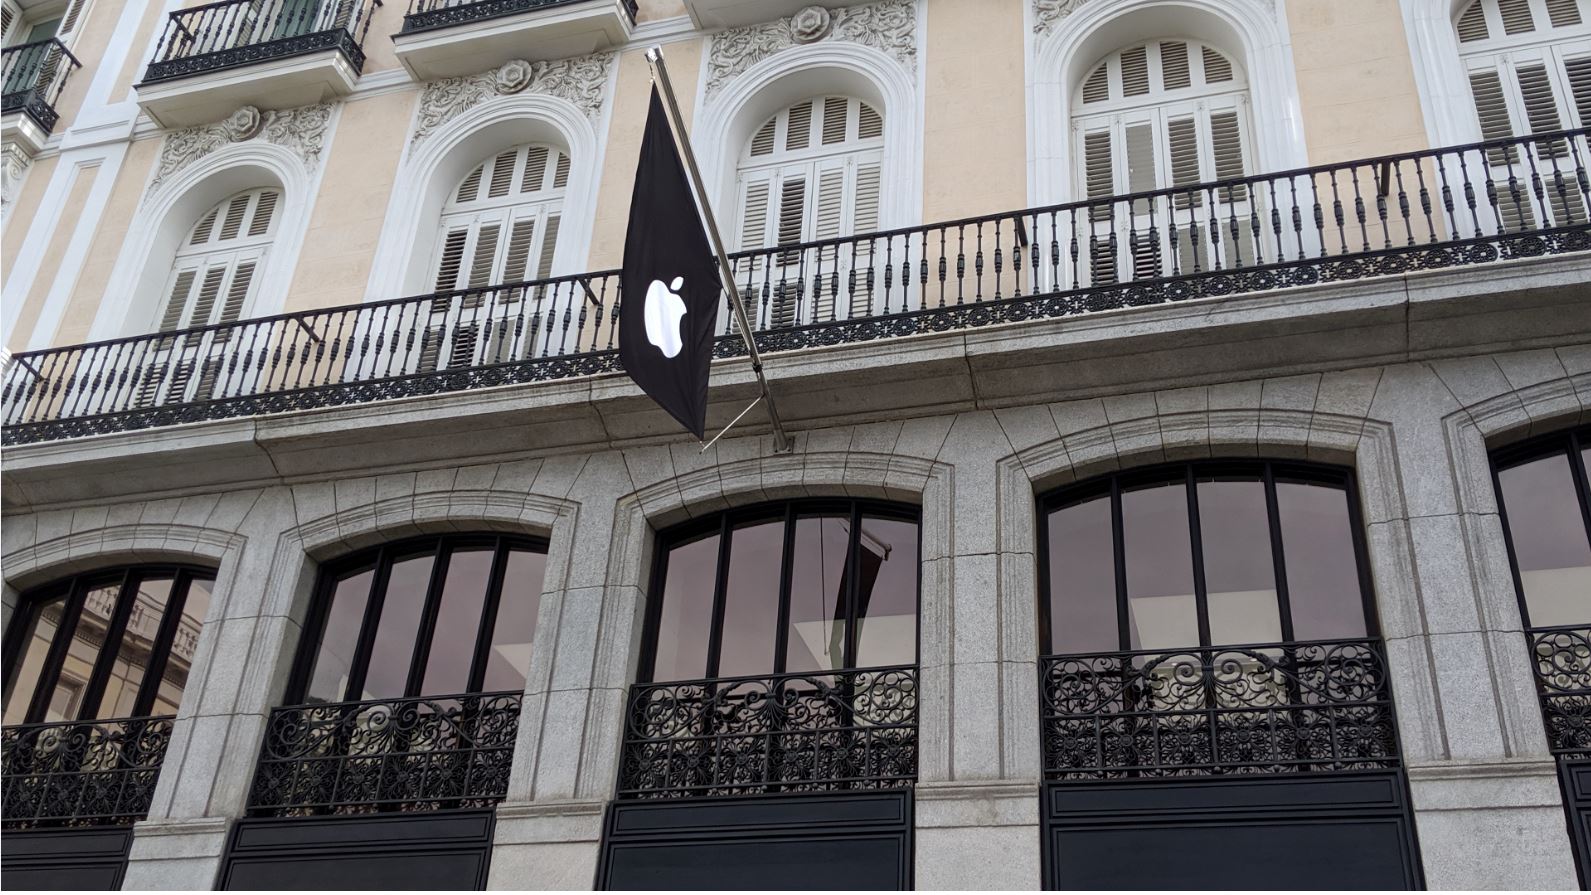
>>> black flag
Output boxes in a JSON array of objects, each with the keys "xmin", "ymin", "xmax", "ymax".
[{"xmin": 619, "ymin": 87, "xmax": 721, "ymax": 440}]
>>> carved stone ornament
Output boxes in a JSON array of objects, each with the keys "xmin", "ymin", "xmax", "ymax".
[
  {"xmin": 0, "ymin": 143, "xmax": 29, "ymax": 214},
  {"xmin": 707, "ymin": 0, "xmax": 917, "ymax": 97},
  {"xmin": 1033, "ymin": 0, "xmax": 1274, "ymax": 36},
  {"xmin": 411, "ymin": 53, "xmax": 613, "ymax": 145},
  {"xmin": 150, "ymin": 103, "xmax": 333, "ymax": 191}
]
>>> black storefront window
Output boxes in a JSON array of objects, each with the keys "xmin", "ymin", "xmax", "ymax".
[
  {"xmin": 3, "ymin": 566, "xmax": 214, "ymax": 726},
  {"xmin": 641, "ymin": 500, "xmax": 920, "ymax": 684},
  {"xmin": 1040, "ymin": 461, "xmax": 1377, "ymax": 656},
  {"xmin": 1492, "ymin": 426, "xmax": 1591, "ymax": 886},
  {"xmin": 286, "ymin": 533, "xmax": 548, "ymax": 704}
]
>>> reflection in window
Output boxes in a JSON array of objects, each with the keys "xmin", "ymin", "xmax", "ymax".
[
  {"xmin": 293, "ymin": 534, "xmax": 549, "ymax": 704},
  {"xmin": 1041, "ymin": 462, "xmax": 1375, "ymax": 655},
  {"xmin": 1495, "ymin": 427, "xmax": 1591, "ymax": 628},
  {"xmin": 644, "ymin": 501, "xmax": 920, "ymax": 683},
  {"xmin": 2, "ymin": 567, "xmax": 216, "ymax": 725}
]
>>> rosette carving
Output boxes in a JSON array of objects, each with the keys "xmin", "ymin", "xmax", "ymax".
[
  {"xmin": 411, "ymin": 52, "xmax": 613, "ymax": 145},
  {"xmin": 706, "ymin": 0, "xmax": 917, "ymax": 97}
]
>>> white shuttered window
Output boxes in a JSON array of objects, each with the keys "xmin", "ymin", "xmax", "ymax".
[
  {"xmin": 1456, "ymin": 0, "xmax": 1591, "ymax": 228},
  {"xmin": 420, "ymin": 143, "xmax": 569, "ymax": 370},
  {"xmin": 735, "ymin": 96, "xmax": 885, "ymax": 326},
  {"xmin": 1071, "ymin": 39, "xmax": 1256, "ymax": 284}
]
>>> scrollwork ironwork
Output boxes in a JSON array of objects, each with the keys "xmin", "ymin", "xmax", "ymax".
[
  {"xmin": 618, "ymin": 665, "xmax": 918, "ymax": 798},
  {"xmin": 245, "ymin": 692, "xmax": 522, "ymax": 816},
  {"xmin": 401, "ymin": 0, "xmax": 638, "ymax": 34},
  {"xmin": 1041, "ymin": 639, "xmax": 1399, "ymax": 779},
  {"xmin": 1, "ymin": 716, "xmax": 175, "ymax": 829},
  {"xmin": 1528, "ymin": 626, "xmax": 1591, "ymax": 760}
]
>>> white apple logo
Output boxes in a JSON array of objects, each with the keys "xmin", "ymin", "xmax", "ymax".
[{"xmin": 643, "ymin": 276, "xmax": 688, "ymax": 358}]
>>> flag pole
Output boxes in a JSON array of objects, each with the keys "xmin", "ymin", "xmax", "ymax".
[{"xmin": 643, "ymin": 46, "xmax": 792, "ymax": 454}]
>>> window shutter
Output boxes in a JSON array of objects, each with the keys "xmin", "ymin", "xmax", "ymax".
[
  {"xmin": 1517, "ymin": 63, "xmax": 1567, "ymax": 134},
  {"xmin": 456, "ymin": 164, "xmax": 484, "ymax": 203},
  {"xmin": 786, "ymin": 100, "xmax": 813, "ymax": 151},
  {"xmin": 738, "ymin": 179, "xmax": 771, "ymax": 251},
  {"xmin": 1167, "ymin": 116, "xmax": 1203, "ymax": 209},
  {"xmin": 158, "ymin": 270, "xmax": 198, "ymax": 332},
  {"xmin": 521, "ymin": 146, "xmax": 550, "ymax": 194},
  {"xmin": 486, "ymin": 150, "xmax": 516, "ymax": 199},
  {"xmin": 1201, "ymin": 46, "xmax": 1234, "ymax": 83},
  {"xmin": 1457, "ymin": 1, "xmax": 1491, "ymax": 41},
  {"xmin": 501, "ymin": 218, "xmax": 537, "ymax": 286},
  {"xmin": 1210, "ymin": 110, "xmax": 1249, "ymax": 202},
  {"xmin": 552, "ymin": 153, "xmax": 570, "ymax": 189},
  {"xmin": 433, "ymin": 227, "xmax": 469, "ymax": 291},
  {"xmin": 58, "ymin": 0, "xmax": 85, "ymax": 36},
  {"xmin": 749, "ymin": 118, "xmax": 776, "ymax": 157},
  {"xmin": 465, "ymin": 221, "xmax": 502, "ymax": 308},
  {"xmin": 218, "ymin": 261, "xmax": 255, "ymax": 327},
  {"xmin": 858, "ymin": 103, "xmax": 883, "ymax": 140},
  {"xmin": 2, "ymin": 3, "xmax": 16, "ymax": 40},
  {"xmin": 1470, "ymin": 69, "xmax": 1521, "ymax": 166},
  {"xmin": 164, "ymin": 361, "xmax": 195, "ymax": 406},
  {"xmin": 190, "ymin": 207, "xmax": 219, "ymax": 245},
  {"xmin": 812, "ymin": 167, "xmax": 846, "ymax": 320},
  {"xmin": 1082, "ymin": 130, "xmax": 1118, "ymax": 284},
  {"xmin": 1081, "ymin": 65, "xmax": 1110, "ymax": 104},
  {"xmin": 776, "ymin": 175, "xmax": 806, "ymax": 258},
  {"xmin": 534, "ymin": 214, "xmax": 559, "ymax": 280},
  {"xmin": 188, "ymin": 266, "xmax": 227, "ymax": 327},
  {"xmin": 1565, "ymin": 56, "xmax": 1591, "ymax": 124},
  {"xmin": 1546, "ymin": 0, "xmax": 1583, "ymax": 27},
  {"xmin": 247, "ymin": 190, "xmax": 278, "ymax": 237},
  {"xmin": 1498, "ymin": 0, "xmax": 1536, "ymax": 33},
  {"xmin": 1124, "ymin": 124, "xmax": 1161, "ymax": 280},
  {"xmin": 1160, "ymin": 41, "xmax": 1192, "ymax": 90},
  {"xmin": 1121, "ymin": 45, "xmax": 1151, "ymax": 97},
  {"xmin": 821, "ymin": 97, "xmax": 849, "ymax": 145},
  {"xmin": 853, "ymin": 163, "xmax": 882, "ymax": 237}
]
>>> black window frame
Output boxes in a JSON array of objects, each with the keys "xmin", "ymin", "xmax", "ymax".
[
  {"xmin": 1492, "ymin": 424, "xmax": 1591, "ymax": 631},
  {"xmin": 1036, "ymin": 458, "xmax": 1382, "ymax": 655},
  {"xmin": 2, "ymin": 563, "xmax": 216, "ymax": 724},
  {"xmin": 283, "ymin": 532, "xmax": 550, "ymax": 704},
  {"xmin": 638, "ymin": 498, "xmax": 923, "ymax": 684}
]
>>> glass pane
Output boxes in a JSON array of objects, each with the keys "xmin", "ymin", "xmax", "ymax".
[
  {"xmin": 786, "ymin": 516, "xmax": 850, "ymax": 672},
  {"xmin": 482, "ymin": 549, "xmax": 546, "ymax": 692},
  {"xmin": 1046, "ymin": 495, "xmax": 1118, "ymax": 654},
  {"xmin": 1499, "ymin": 452, "xmax": 1591, "ymax": 627},
  {"xmin": 1582, "ymin": 447, "xmax": 1590, "ymax": 495},
  {"xmin": 90, "ymin": 576, "xmax": 175, "ymax": 719},
  {"xmin": 360, "ymin": 552, "xmax": 436, "ymax": 699},
  {"xmin": 854, "ymin": 516, "xmax": 919, "ymax": 668},
  {"xmin": 3, "ymin": 591, "xmax": 67, "ymax": 724},
  {"xmin": 48, "ymin": 581, "xmax": 122, "ymax": 721},
  {"xmin": 419, "ymin": 547, "xmax": 495, "ymax": 696},
  {"xmin": 305, "ymin": 567, "xmax": 374, "ymax": 703},
  {"xmin": 651, "ymin": 533, "xmax": 720, "ymax": 682},
  {"xmin": 1121, "ymin": 481, "xmax": 1199, "ymax": 650},
  {"xmin": 1198, "ymin": 477, "xmax": 1281, "ymax": 646},
  {"xmin": 717, "ymin": 520, "xmax": 784, "ymax": 678},
  {"xmin": 1277, "ymin": 481, "xmax": 1370, "ymax": 640},
  {"xmin": 148, "ymin": 578, "xmax": 212, "ymax": 716}
]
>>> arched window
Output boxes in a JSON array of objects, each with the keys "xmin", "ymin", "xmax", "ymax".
[
  {"xmin": 154, "ymin": 187, "xmax": 279, "ymax": 335},
  {"xmin": 1071, "ymin": 39, "xmax": 1255, "ymax": 283},
  {"xmin": 3, "ymin": 565, "xmax": 215, "ymax": 725},
  {"xmin": 286, "ymin": 534, "xmax": 549, "ymax": 704},
  {"xmin": 1494, "ymin": 425, "xmax": 1591, "ymax": 632},
  {"xmin": 412, "ymin": 144, "xmax": 569, "ymax": 371},
  {"xmin": 733, "ymin": 97, "xmax": 884, "ymax": 326},
  {"xmin": 1456, "ymin": 0, "xmax": 1591, "ymax": 225},
  {"xmin": 1037, "ymin": 461, "xmax": 1398, "ymax": 780}
]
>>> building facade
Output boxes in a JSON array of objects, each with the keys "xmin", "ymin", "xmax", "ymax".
[{"xmin": 1, "ymin": 0, "xmax": 1589, "ymax": 889}]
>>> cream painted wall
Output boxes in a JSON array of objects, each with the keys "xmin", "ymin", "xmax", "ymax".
[
  {"xmin": 51, "ymin": 0, "xmax": 127, "ymax": 128},
  {"xmin": 50, "ymin": 138, "xmax": 159, "ymax": 345},
  {"xmin": 586, "ymin": 40, "xmax": 703, "ymax": 270},
  {"xmin": 1287, "ymin": 0, "xmax": 1430, "ymax": 163},
  {"xmin": 922, "ymin": 0, "xmax": 1027, "ymax": 222},
  {"xmin": 2, "ymin": 156, "xmax": 57, "ymax": 285},
  {"xmin": 635, "ymin": 0, "xmax": 687, "ymax": 22},
  {"xmin": 108, "ymin": 0, "xmax": 164, "ymax": 102},
  {"xmin": 9, "ymin": 163, "xmax": 98, "ymax": 351},
  {"xmin": 359, "ymin": 0, "xmax": 408, "ymax": 74},
  {"xmin": 283, "ymin": 89, "xmax": 417, "ymax": 312}
]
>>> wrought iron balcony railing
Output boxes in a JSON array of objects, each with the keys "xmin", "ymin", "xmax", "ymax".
[
  {"xmin": 142, "ymin": 0, "xmax": 382, "ymax": 85},
  {"xmin": 245, "ymin": 692, "xmax": 521, "ymax": 816},
  {"xmin": 400, "ymin": 0, "xmax": 637, "ymax": 34},
  {"xmin": 617, "ymin": 665, "xmax": 918, "ymax": 799},
  {"xmin": 4, "ymin": 130, "xmax": 1590, "ymax": 447},
  {"xmin": 1527, "ymin": 625, "xmax": 1591, "ymax": 761},
  {"xmin": 1, "ymin": 716, "xmax": 175, "ymax": 829},
  {"xmin": 1, "ymin": 38, "xmax": 81, "ymax": 135},
  {"xmin": 1040, "ymin": 638, "xmax": 1400, "ymax": 779}
]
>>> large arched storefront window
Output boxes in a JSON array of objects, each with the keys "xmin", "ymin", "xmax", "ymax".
[
  {"xmin": 1071, "ymin": 39, "xmax": 1255, "ymax": 284},
  {"xmin": 2, "ymin": 565, "xmax": 215, "ymax": 828},
  {"xmin": 246, "ymin": 533, "xmax": 548, "ymax": 818},
  {"xmin": 1492, "ymin": 425, "xmax": 1591, "ymax": 883},
  {"xmin": 1035, "ymin": 461, "xmax": 1420, "ymax": 889}
]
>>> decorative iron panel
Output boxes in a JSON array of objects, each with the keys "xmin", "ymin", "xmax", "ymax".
[
  {"xmin": 1040, "ymin": 638, "xmax": 1400, "ymax": 779},
  {"xmin": 6, "ymin": 130, "xmax": 1591, "ymax": 446},
  {"xmin": 401, "ymin": 0, "xmax": 638, "ymax": 34},
  {"xmin": 1, "ymin": 716, "xmax": 175, "ymax": 829},
  {"xmin": 245, "ymin": 692, "xmax": 521, "ymax": 817},
  {"xmin": 141, "ymin": 0, "xmax": 380, "ymax": 85},
  {"xmin": 1529, "ymin": 625, "xmax": 1591, "ymax": 760},
  {"xmin": 617, "ymin": 665, "xmax": 918, "ymax": 799}
]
